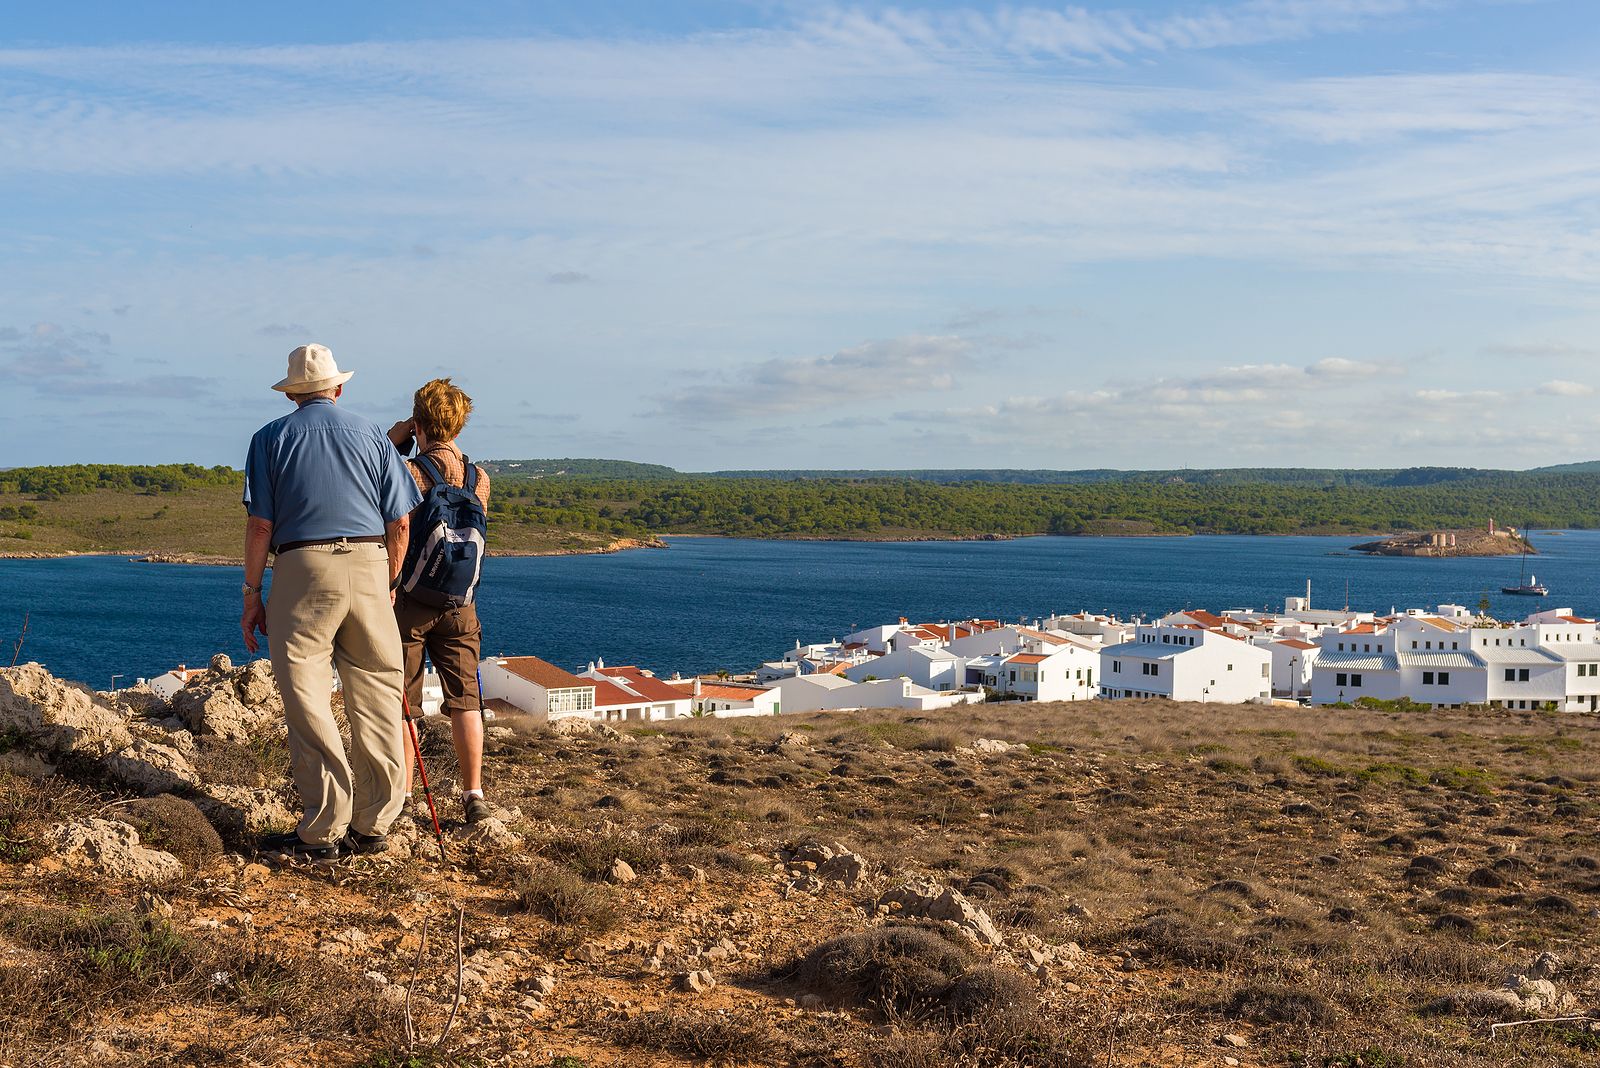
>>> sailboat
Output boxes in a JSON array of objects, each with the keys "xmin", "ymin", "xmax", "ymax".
[{"xmin": 1502, "ymin": 527, "xmax": 1549, "ymax": 596}]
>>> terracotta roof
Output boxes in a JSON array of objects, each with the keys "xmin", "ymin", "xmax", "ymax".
[
  {"xmin": 690, "ymin": 683, "xmax": 771, "ymax": 702},
  {"xmin": 1559, "ymin": 615, "xmax": 1594, "ymax": 624},
  {"xmin": 815, "ymin": 662, "xmax": 852, "ymax": 676},
  {"xmin": 494, "ymin": 656, "xmax": 592, "ymax": 691},
  {"xmin": 595, "ymin": 666, "xmax": 689, "ymax": 704},
  {"xmin": 591, "ymin": 678, "xmax": 645, "ymax": 708},
  {"xmin": 1179, "ymin": 610, "xmax": 1230, "ymax": 628},
  {"xmin": 1344, "ymin": 623, "xmax": 1380, "ymax": 635},
  {"xmin": 1274, "ymin": 639, "xmax": 1318, "ymax": 650},
  {"xmin": 1007, "ymin": 653, "xmax": 1050, "ymax": 665},
  {"xmin": 1015, "ymin": 627, "xmax": 1068, "ymax": 645}
]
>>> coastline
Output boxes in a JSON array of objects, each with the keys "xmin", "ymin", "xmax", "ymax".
[
  {"xmin": 1, "ymin": 528, "xmax": 1558, "ymax": 564},
  {"xmin": 0, "ymin": 534, "xmax": 670, "ymax": 567}
]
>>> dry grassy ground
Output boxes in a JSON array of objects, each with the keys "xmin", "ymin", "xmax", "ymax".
[
  {"xmin": 0, "ymin": 485, "xmax": 648, "ymax": 560},
  {"xmin": 3, "ymin": 697, "xmax": 1598, "ymax": 1067}
]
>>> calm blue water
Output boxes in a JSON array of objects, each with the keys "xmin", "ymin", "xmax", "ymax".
[{"xmin": 1, "ymin": 533, "xmax": 1595, "ymax": 688}]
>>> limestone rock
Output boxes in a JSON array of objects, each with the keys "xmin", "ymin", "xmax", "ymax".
[
  {"xmin": 610, "ymin": 858, "xmax": 637, "ymax": 883},
  {"xmin": 99, "ymin": 683, "xmax": 167, "ymax": 719},
  {"xmin": 197, "ymin": 784, "xmax": 298, "ymax": 837},
  {"xmin": 104, "ymin": 737, "xmax": 201, "ymax": 795},
  {"xmin": 680, "ymin": 969, "xmax": 716, "ymax": 994},
  {"xmin": 878, "ymin": 878, "xmax": 1004, "ymax": 947},
  {"xmin": 453, "ymin": 815, "xmax": 523, "ymax": 853},
  {"xmin": 0, "ymin": 749, "xmax": 55, "ymax": 779},
  {"xmin": 172, "ymin": 685, "xmax": 265, "ymax": 743},
  {"xmin": 170, "ymin": 659, "xmax": 281, "ymax": 742},
  {"xmin": 47, "ymin": 817, "xmax": 183, "ymax": 882},
  {"xmin": 0, "ymin": 662, "xmax": 134, "ymax": 757},
  {"xmin": 819, "ymin": 850, "xmax": 869, "ymax": 888},
  {"xmin": 960, "ymin": 737, "xmax": 1026, "ymax": 757}
]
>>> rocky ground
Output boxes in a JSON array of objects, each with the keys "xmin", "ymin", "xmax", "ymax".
[{"xmin": 1, "ymin": 660, "xmax": 1599, "ymax": 1067}]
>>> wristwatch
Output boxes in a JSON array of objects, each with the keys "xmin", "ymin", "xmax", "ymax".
[{"xmin": 242, "ymin": 583, "xmax": 262, "ymax": 596}]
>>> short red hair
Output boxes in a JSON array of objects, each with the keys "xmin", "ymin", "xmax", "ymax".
[{"xmin": 412, "ymin": 378, "xmax": 472, "ymax": 443}]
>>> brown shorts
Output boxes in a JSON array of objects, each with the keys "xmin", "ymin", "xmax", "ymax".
[{"xmin": 394, "ymin": 592, "xmax": 483, "ymax": 717}]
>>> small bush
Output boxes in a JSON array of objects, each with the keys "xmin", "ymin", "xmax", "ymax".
[
  {"xmin": 791, "ymin": 923, "xmax": 976, "ymax": 1017},
  {"xmin": 541, "ymin": 829, "xmax": 662, "ymax": 880},
  {"xmin": 112, "ymin": 794, "xmax": 223, "ymax": 868},
  {"xmin": 1226, "ymin": 983, "xmax": 1336, "ymax": 1025},
  {"xmin": 607, "ymin": 1009, "xmax": 784, "ymax": 1065},
  {"xmin": 512, "ymin": 866, "xmax": 618, "ymax": 932}
]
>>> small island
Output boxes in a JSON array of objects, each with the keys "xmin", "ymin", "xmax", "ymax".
[{"xmin": 1352, "ymin": 528, "xmax": 1533, "ymax": 558}]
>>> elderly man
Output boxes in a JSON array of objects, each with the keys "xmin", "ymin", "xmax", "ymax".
[{"xmin": 241, "ymin": 344, "xmax": 422, "ymax": 862}]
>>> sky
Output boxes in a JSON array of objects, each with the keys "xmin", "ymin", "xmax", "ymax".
[{"xmin": 2, "ymin": 0, "xmax": 1598, "ymax": 471}]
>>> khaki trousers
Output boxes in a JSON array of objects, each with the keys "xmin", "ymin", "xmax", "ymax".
[{"xmin": 267, "ymin": 541, "xmax": 406, "ymax": 845}]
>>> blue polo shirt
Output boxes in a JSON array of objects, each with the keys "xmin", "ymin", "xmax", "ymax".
[{"xmin": 243, "ymin": 398, "xmax": 421, "ymax": 547}]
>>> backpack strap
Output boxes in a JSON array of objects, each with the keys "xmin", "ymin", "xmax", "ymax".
[
  {"xmin": 461, "ymin": 454, "xmax": 478, "ymax": 494},
  {"xmin": 412, "ymin": 453, "xmax": 447, "ymax": 489}
]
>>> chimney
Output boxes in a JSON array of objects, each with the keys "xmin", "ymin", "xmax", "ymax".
[
  {"xmin": 596, "ymin": 657, "xmax": 605, "ymax": 669},
  {"xmin": 587, "ymin": 661, "xmax": 596, "ymax": 673},
  {"xmin": 693, "ymin": 678, "xmax": 703, "ymax": 696}
]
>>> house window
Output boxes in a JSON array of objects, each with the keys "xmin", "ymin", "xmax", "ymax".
[
  {"xmin": 1336, "ymin": 673, "xmax": 1348, "ymax": 687},
  {"xmin": 1423, "ymin": 671, "xmax": 1434, "ymax": 685},
  {"xmin": 1151, "ymin": 664, "xmax": 1160, "ymax": 677},
  {"xmin": 1351, "ymin": 674, "xmax": 1363, "ymax": 686},
  {"xmin": 1519, "ymin": 669, "xmax": 1530, "ymax": 682},
  {"xmin": 1113, "ymin": 660, "xmax": 1121, "ymax": 673},
  {"xmin": 1504, "ymin": 668, "xmax": 1516, "ymax": 682},
  {"xmin": 1439, "ymin": 672, "xmax": 1450, "ymax": 685}
]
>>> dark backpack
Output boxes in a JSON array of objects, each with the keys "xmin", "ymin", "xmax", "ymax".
[{"xmin": 398, "ymin": 453, "xmax": 487, "ymax": 608}]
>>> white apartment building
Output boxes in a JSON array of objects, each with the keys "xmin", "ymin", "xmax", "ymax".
[
  {"xmin": 842, "ymin": 645, "xmax": 963, "ymax": 691},
  {"xmin": 1099, "ymin": 624, "xmax": 1272, "ymax": 703},
  {"xmin": 979, "ymin": 641, "xmax": 1100, "ymax": 702},
  {"xmin": 1310, "ymin": 608, "xmax": 1600, "ymax": 711}
]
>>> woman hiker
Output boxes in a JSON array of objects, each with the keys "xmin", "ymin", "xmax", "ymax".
[{"xmin": 388, "ymin": 378, "xmax": 493, "ymax": 824}]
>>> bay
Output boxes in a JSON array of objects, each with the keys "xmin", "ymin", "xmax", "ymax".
[{"xmin": 1, "ymin": 532, "xmax": 1596, "ymax": 689}]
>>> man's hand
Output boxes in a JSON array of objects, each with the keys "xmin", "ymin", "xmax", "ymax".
[
  {"xmin": 387, "ymin": 419, "xmax": 415, "ymax": 451},
  {"xmin": 241, "ymin": 594, "xmax": 268, "ymax": 654}
]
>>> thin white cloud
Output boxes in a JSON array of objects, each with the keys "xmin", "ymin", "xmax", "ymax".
[
  {"xmin": 1538, "ymin": 379, "xmax": 1595, "ymax": 397},
  {"xmin": 656, "ymin": 334, "xmax": 976, "ymax": 419},
  {"xmin": 1307, "ymin": 357, "xmax": 1385, "ymax": 377}
]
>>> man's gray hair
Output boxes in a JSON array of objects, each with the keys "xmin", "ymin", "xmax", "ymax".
[{"xmin": 286, "ymin": 387, "xmax": 340, "ymax": 403}]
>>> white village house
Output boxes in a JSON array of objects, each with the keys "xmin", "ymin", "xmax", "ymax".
[{"xmin": 1099, "ymin": 624, "xmax": 1272, "ymax": 703}]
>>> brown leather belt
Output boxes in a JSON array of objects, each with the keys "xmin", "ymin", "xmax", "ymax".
[{"xmin": 274, "ymin": 535, "xmax": 386, "ymax": 554}]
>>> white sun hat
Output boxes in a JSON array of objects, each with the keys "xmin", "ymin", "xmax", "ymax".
[{"xmin": 271, "ymin": 343, "xmax": 356, "ymax": 393}]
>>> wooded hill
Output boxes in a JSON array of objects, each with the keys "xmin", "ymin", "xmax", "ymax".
[{"xmin": 5, "ymin": 463, "xmax": 1600, "ymax": 551}]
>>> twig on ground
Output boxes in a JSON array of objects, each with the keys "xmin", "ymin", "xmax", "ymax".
[
  {"xmin": 404, "ymin": 917, "xmax": 429, "ymax": 1054},
  {"xmin": 8, "ymin": 612, "xmax": 26, "ymax": 668},
  {"xmin": 1489, "ymin": 1016, "xmax": 1598, "ymax": 1037},
  {"xmin": 432, "ymin": 905, "xmax": 466, "ymax": 1055}
]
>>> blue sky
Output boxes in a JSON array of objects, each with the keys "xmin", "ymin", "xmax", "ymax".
[{"xmin": 3, "ymin": 0, "xmax": 1598, "ymax": 471}]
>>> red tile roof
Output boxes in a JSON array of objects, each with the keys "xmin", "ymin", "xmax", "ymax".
[
  {"xmin": 590, "ymin": 678, "xmax": 644, "ymax": 708},
  {"xmin": 1007, "ymin": 653, "xmax": 1050, "ymax": 665},
  {"xmin": 595, "ymin": 666, "xmax": 689, "ymax": 704},
  {"xmin": 495, "ymin": 656, "xmax": 592, "ymax": 691},
  {"xmin": 1274, "ymin": 639, "xmax": 1318, "ymax": 650},
  {"xmin": 1559, "ymin": 615, "xmax": 1594, "ymax": 624}
]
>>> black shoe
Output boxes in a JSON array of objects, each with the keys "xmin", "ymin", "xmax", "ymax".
[
  {"xmin": 463, "ymin": 796, "xmax": 491, "ymax": 825},
  {"xmin": 341, "ymin": 828, "xmax": 389, "ymax": 855},
  {"xmin": 258, "ymin": 830, "xmax": 342, "ymax": 863}
]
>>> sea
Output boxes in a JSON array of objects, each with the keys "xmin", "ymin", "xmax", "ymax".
[{"xmin": 1, "ymin": 533, "xmax": 1595, "ymax": 689}]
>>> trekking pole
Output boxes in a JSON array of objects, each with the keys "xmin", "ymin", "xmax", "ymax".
[{"xmin": 402, "ymin": 690, "xmax": 447, "ymax": 860}]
